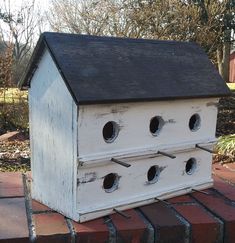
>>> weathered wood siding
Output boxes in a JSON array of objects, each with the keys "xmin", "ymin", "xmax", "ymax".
[
  {"xmin": 75, "ymin": 98, "xmax": 218, "ymax": 221},
  {"xmin": 28, "ymin": 52, "xmax": 219, "ymax": 222},
  {"xmin": 78, "ymin": 98, "xmax": 218, "ymax": 159},
  {"xmin": 77, "ymin": 149, "xmax": 213, "ymax": 222},
  {"xmin": 29, "ymin": 49, "xmax": 77, "ymax": 219}
]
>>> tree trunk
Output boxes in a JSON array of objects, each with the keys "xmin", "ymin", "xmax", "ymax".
[{"xmin": 217, "ymin": 30, "xmax": 231, "ymax": 82}]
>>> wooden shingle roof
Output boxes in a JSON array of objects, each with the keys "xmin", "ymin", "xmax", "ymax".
[{"xmin": 19, "ymin": 32, "xmax": 230, "ymax": 104}]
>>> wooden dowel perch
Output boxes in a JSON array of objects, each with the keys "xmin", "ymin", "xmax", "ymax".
[
  {"xmin": 111, "ymin": 158, "xmax": 131, "ymax": 167},
  {"xmin": 113, "ymin": 208, "xmax": 131, "ymax": 219},
  {"xmin": 195, "ymin": 144, "xmax": 213, "ymax": 153},
  {"xmin": 191, "ymin": 188, "xmax": 210, "ymax": 195},
  {"xmin": 157, "ymin": 151, "xmax": 176, "ymax": 159}
]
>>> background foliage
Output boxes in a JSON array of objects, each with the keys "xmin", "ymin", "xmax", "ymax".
[
  {"xmin": 0, "ymin": 0, "xmax": 234, "ymax": 170},
  {"xmin": 0, "ymin": 44, "xmax": 28, "ymax": 134}
]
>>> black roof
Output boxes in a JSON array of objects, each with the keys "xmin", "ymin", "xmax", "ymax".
[{"xmin": 19, "ymin": 32, "xmax": 230, "ymax": 105}]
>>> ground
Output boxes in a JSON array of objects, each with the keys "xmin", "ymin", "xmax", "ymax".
[
  {"xmin": 216, "ymin": 96, "xmax": 235, "ymax": 136},
  {"xmin": 0, "ymin": 133, "xmax": 30, "ymax": 172},
  {"xmin": 0, "ymin": 94, "xmax": 234, "ymax": 172}
]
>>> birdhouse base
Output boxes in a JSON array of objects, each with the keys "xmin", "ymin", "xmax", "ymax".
[{"xmin": 76, "ymin": 180, "xmax": 213, "ymax": 222}]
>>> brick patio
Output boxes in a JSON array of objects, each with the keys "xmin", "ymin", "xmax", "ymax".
[{"xmin": 1, "ymin": 164, "xmax": 235, "ymax": 243}]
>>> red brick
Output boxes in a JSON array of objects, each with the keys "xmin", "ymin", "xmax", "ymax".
[
  {"xmin": 224, "ymin": 163, "xmax": 235, "ymax": 172},
  {"xmin": 213, "ymin": 163, "xmax": 229, "ymax": 172},
  {"xmin": 192, "ymin": 189, "xmax": 235, "ymax": 243},
  {"xmin": 174, "ymin": 204, "xmax": 221, "ymax": 243},
  {"xmin": 0, "ymin": 172, "xmax": 24, "ymax": 198},
  {"xmin": 168, "ymin": 195, "xmax": 194, "ymax": 204},
  {"xmin": 33, "ymin": 213, "xmax": 71, "ymax": 243},
  {"xmin": 213, "ymin": 176, "xmax": 235, "ymax": 201},
  {"xmin": 110, "ymin": 209, "xmax": 148, "ymax": 242},
  {"xmin": 0, "ymin": 198, "xmax": 29, "ymax": 242},
  {"xmin": 0, "ymin": 131, "xmax": 19, "ymax": 142},
  {"xmin": 213, "ymin": 164, "xmax": 235, "ymax": 184},
  {"xmin": 140, "ymin": 202, "xmax": 187, "ymax": 243},
  {"xmin": 72, "ymin": 218, "xmax": 109, "ymax": 243},
  {"xmin": 32, "ymin": 199, "xmax": 53, "ymax": 212}
]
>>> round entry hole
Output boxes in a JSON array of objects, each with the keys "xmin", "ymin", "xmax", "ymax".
[
  {"xmin": 103, "ymin": 173, "xmax": 119, "ymax": 192},
  {"xmin": 185, "ymin": 158, "xmax": 197, "ymax": 175},
  {"xmin": 147, "ymin": 165, "xmax": 160, "ymax": 183},
  {"xmin": 150, "ymin": 116, "xmax": 164, "ymax": 136},
  {"xmin": 189, "ymin": 114, "xmax": 201, "ymax": 131},
  {"xmin": 103, "ymin": 121, "xmax": 119, "ymax": 143}
]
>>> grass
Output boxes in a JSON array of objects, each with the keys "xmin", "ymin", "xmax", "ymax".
[
  {"xmin": 0, "ymin": 88, "xmax": 29, "ymax": 132},
  {"xmin": 227, "ymin": 83, "xmax": 235, "ymax": 91},
  {"xmin": 0, "ymin": 88, "xmax": 28, "ymax": 103}
]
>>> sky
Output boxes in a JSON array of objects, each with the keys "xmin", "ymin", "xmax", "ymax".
[
  {"xmin": 0, "ymin": 0, "xmax": 50, "ymax": 18},
  {"xmin": 0, "ymin": 0, "xmax": 51, "ymax": 42},
  {"xmin": 2, "ymin": 0, "xmax": 50, "ymax": 11}
]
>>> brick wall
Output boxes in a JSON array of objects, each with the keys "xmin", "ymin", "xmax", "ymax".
[{"xmin": 1, "ymin": 163, "xmax": 235, "ymax": 243}]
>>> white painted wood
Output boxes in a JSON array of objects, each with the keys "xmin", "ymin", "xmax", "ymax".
[
  {"xmin": 28, "ymin": 49, "xmax": 219, "ymax": 223},
  {"xmin": 75, "ymin": 147, "xmax": 213, "ymax": 221},
  {"xmin": 74, "ymin": 99, "xmax": 218, "ymax": 221},
  {"xmin": 77, "ymin": 98, "xmax": 218, "ymax": 159},
  {"xmin": 29, "ymin": 49, "xmax": 77, "ymax": 219},
  {"xmin": 78, "ymin": 180, "xmax": 213, "ymax": 222},
  {"xmin": 78, "ymin": 141, "xmax": 216, "ymax": 167}
]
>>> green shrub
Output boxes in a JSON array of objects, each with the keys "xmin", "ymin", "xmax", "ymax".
[
  {"xmin": 215, "ymin": 134, "xmax": 235, "ymax": 157},
  {"xmin": 0, "ymin": 103, "xmax": 29, "ymax": 132},
  {"xmin": 0, "ymin": 89, "xmax": 29, "ymax": 134},
  {"xmin": 227, "ymin": 83, "xmax": 235, "ymax": 91}
]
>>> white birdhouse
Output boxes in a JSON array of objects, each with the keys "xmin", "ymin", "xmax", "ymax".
[{"xmin": 19, "ymin": 32, "xmax": 230, "ymax": 222}]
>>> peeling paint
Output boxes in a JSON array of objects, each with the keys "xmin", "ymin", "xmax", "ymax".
[
  {"xmin": 164, "ymin": 119, "xmax": 176, "ymax": 124},
  {"xmin": 206, "ymin": 102, "xmax": 219, "ymax": 107},
  {"xmin": 191, "ymin": 106, "xmax": 200, "ymax": 109},
  {"xmin": 118, "ymin": 123, "xmax": 124, "ymax": 131},
  {"xmin": 77, "ymin": 160, "xmax": 84, "ymax": 167},
  {"xmin": 78, "ymin": 172, "xmax": 97, "ymax": 184},
  {"xmin": 159, "ymin": 165, "xmax": 167, "ymax": 172},
  {"xmin": 111, "ymin": 106, "xmax": 129, "ymax": 114},
  {"xmin": 95, "ymin": 106, "xmax": 129, "ymax": 118},
  {"xmin": 95, "ymin": 112, "xmax": 112, "ymax": 118}
]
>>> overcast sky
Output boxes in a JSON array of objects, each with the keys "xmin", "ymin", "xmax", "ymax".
[
  {"xmin": 0, "ymin": 0, "xmax": 49, "ymax": 13},
  {"xmin": 0, "ymin": 0, "xmax": 51, "ymax": 43}
]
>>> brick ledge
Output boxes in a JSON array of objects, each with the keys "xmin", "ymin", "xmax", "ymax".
[{"xmin": 0, "ymin": 163, "xmax": 235, "ymax": 242}]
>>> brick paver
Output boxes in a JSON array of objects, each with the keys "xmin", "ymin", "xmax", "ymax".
[
  {"xmin": 172, "ymin": 198, "xmax": 222, "ymax": 243},
  {"xmin": 0, "ymin": 172, "xmax": 24, "ymax": 198},
  {"xmin": 192, "ymin": 189, "xmax": 235, "ymax": 243},
  {"xmin": 213, "ymin": 163, "xmax": 235, "ymax": 184},
  {"xmin": 110, "ymin": 209, "xmax": 149, "ymax": 242},
  {"xmin": 0, "ymin": 198, "xmax": 29, "ymax": 242},
  {"xmin": 213, "ymin": 175, "xmax": 235, "ymax": 201},
  {"xmin": 32, "ymin": 199, "xmax": 53, "ymax": 213},
  {"xmin": 72, "ymin": 217, "xmax": 109, "ymax": 243},
  {"xmin": 1, "ymin": 163, "xmax": 235, "ymax": 242},
  {"xmin": 140, "ymin": 202, "xmax": 187, "ymax": 243},
  {"xmin": 33, "ymin": 213, "xmax": 71, "ymax": 243}
]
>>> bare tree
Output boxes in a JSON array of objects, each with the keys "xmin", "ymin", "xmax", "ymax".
[
  {"xmin": 0, "ymin": 0, "xmax": 36, "ymax": 62},
  {"xmin": 118, "ymin": 0, "xmax": 235, "ymax": 81},
  {"xmin": 48, "ymin": 0, "xmax": 235, "ymax": 80},
  {"xmin": 48, "ymin": 0, "xmax": 175, "ymax": 38},
  {"xmin": 48, "ymin": 0, "xmax": 111, "ymax": 35},
  {"xmin": 0, "ymin": 0, "xmax": 43, "ymax": 83},
  {"xmin": 171, "ymin": 0, "xmax": 234, "ymax": 82}
]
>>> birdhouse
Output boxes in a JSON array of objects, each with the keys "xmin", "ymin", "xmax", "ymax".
[{"xmin": 19, "ymin": 32, "xmax": 230, "ymax": 222}]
